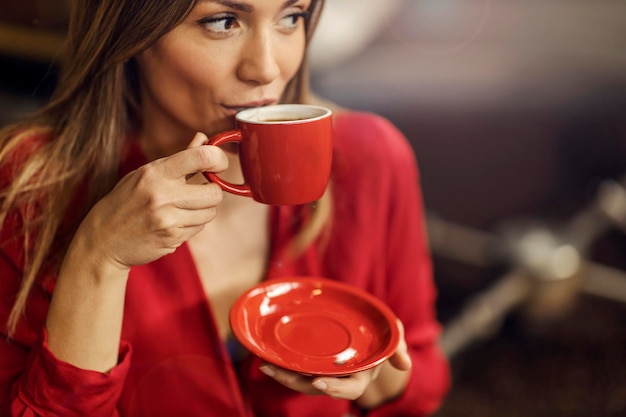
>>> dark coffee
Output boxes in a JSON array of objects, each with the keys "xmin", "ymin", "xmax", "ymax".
[{"xmin": 261, "ymin": 117, "xmax": 308, "ymax": 122}]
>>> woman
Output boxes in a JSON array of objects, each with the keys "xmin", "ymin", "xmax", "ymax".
[{"xmin": 0, "ymin": 0, "xmax": 449, "ymax": 416}]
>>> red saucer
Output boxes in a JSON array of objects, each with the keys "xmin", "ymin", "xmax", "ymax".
[{"xmin": 229, "ymin": 277, "xmax": 400, "ymax": 376}]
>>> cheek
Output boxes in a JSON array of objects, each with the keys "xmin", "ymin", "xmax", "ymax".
[
  {"xmin": 138, "ymin": 35, "xmax": 230, "ymax": 100},
  {"xmin": 279, "ymin": 34, "xmax": 306, "ymax": 80},
  {"xmin": 147, "ymin": 50, "xmax": 220, "ymax": 92}
]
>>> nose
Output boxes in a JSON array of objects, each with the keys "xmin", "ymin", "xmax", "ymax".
[{"xmin": 237, "ymin": 32, "xmax": 281, "ymax": 85}]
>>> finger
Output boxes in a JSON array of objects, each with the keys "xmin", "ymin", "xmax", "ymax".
[
  {"xmin": 312, "ymin": 372, "xmax": 373, "ymax": 401},
  {"xmin": 389, "ymin": 345, "xmax": 412, "ymax": 371},
  {"xmin": 145, "ymin": 205, "xmax": 215, "ymax": 235},
  {"xmin": 187, "ymin": 132, "xmax": 209, "ymax": 148},
  {"xmin": 174, "ymin": 224, "xmax": 207, "ymax": 244},
  {"xmin": 174, "ymin": 182, "xmax": 224, "ymax": 211},
  {"xmin": 389, "ymin": 319, "xmax": 412, "ymax": 371},
  {"xmin": 161, "ymin": 145, "xmax": 228, "ymax": 180},
  {"xmin": 259, "ymin": 366, "xmax": 320, "ymax": 396},
  {"xmin": 174, "ymin": 206, "xmax": 219, "ymax": 228}
]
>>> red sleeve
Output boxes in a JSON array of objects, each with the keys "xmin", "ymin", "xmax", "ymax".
[
  {"xmin": 3, "ymin": 331, "xmax": 131, "ymax": 417},
  {"xmin": 0, "ymin": 225, "xmax": 133, "ymax": 417},
  {"xmin": 328, "ymin": 113, "xmax": 450, "ymax": 416},
  {"xmin": 0, "ymin": 139, "xmax": 132, "ymax": 416},
  {"xmin": 367, "ymin": 117, "xmax": 449, "ymax": 417}
]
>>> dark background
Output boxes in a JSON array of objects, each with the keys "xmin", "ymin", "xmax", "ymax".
[
  {"xmin": 310, "ymin": 2, "xmax": 626, "ymax": 416},
  {"xmin": 1, "ymin": 1, "xmax": 626, "ymax": 415}
]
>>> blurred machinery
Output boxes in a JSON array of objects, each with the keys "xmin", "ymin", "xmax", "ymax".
[{"xmin": 430, "ymin": 176, "xmax": 626, "ymax": 358}]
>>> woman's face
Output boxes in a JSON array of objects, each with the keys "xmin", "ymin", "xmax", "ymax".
[{"xmin": 136, "ymin": 0, "xmax": 311, "ymax": 153}]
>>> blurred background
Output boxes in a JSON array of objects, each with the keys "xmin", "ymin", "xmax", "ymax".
[{"xmin": 1, "ymin": 0, "xmax": 626, "ymax": 415}]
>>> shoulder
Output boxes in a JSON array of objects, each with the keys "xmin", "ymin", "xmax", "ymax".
[
  {"xmin": 333, "ymin": 111, "xmax": 412, "ymax": 151},
  {"xmin": 331, "ymin": 110, "xmax": 419, "ymax": 183},
  {"xmin": 0, "ymin": 127, "xmax": 52, "ymax": 188},
  {"xmin": 0, "ymin": 127, "xmax": 54, "ymax": 270}
]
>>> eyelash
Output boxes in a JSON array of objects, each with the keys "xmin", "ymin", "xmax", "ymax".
[
  {"xmin": 199, "ymin": 14, "xmax": 238, "ymax": 32},
  {"xmin": 284, "ymin": 11, "xmax": 310, "ymax": 25},
  {"xmin": 198, "ymin": 10, "xmax": 310, "ymax": 34}
]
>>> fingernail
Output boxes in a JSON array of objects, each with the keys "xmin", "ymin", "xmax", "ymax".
[
  {"xmin": 312, "ymin": 380, "xmax": 328, "ymax": 391},
  {"xmin": 260, "ymin": 366, "xmax": 276, "ymax": 377}
]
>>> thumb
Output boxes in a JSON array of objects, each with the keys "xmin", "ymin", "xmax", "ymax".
[
  {"xmin": 388, "ymin": 319, "xmax": 412, "ymax": 371},
  {"xmin": 161, "ymin": 134, "xmax": 227, "ymax": 180}
]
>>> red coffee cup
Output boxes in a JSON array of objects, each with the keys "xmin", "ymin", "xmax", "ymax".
[{"xmin": 203, "ymin": 104, "xmax": 333, "ymax": 205}]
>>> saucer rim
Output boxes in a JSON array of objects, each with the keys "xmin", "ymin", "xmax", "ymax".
[{"xmin": 229, "ymin": 276, "xmax": 400, "ymax": 376}]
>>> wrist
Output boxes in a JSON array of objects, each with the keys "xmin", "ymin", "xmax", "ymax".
[
  {"xmin": 63, "ymin": 225, "xmax": 131, "ymax": 283},
  {"xmin": 355, "ymin": 361, "xmax": 411, "ymax": 409},
  {"xmin": 48, "ymin": 233, "xmax": 130, "ymax": 371}
]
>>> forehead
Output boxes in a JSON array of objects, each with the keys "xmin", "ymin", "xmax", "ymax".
[{"xmin": 197, "ymin": 0, "xmax": 302, "ymax": 11}]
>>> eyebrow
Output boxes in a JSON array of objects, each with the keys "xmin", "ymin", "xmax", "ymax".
[
  {"xmin": 281, "ymin": 0, "xmax": 300, "ymax": 9},
  {"xmin": 204, "ymin": 0, "xmax": 253, "ymax": 13},
  {"xmin": 203, "ymin": 0, "xmax": 300, "ymax": 13}
]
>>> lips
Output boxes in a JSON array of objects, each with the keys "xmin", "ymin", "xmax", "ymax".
[{"xmin": 222, "ymin": 99, "xmax": 277, "ymax": 115}]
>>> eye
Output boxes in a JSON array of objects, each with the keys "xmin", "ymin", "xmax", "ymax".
[
  {"xmin": 199, "ymin": 14, "xmax": 239, "ymax": 34},
  {"xmin": 278, "ymin": 11, "xmax": 309, "ymax": 30}
]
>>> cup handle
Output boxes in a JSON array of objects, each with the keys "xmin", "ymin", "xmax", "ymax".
[{"xmin": 202, "ymin": 129, "xmax": 252, "ymax": 197}]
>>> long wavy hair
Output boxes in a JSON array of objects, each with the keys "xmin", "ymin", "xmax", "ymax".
[{"xmin": 0, "ymin": 0, "xmax": 327, "ymax": 336}]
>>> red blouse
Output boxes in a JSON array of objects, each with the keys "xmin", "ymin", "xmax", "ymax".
[{"xmin": 0, "ymin": 112, "xmax": 449, "ymax": 416}]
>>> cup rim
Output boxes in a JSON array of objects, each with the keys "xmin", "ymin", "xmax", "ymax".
[{"xmin": 236, "ymin": 104, "xmax": 332, "ymax": 125}]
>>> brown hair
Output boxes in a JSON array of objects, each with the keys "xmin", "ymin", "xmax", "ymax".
[{"xmin": 0, "ymin": 0, "xmax": 327, "ymax": 336}]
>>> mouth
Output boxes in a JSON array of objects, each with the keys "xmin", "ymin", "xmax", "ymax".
[{"xmin": 222, "ymin": 99, "xmax": 277, "ymax": 115}]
